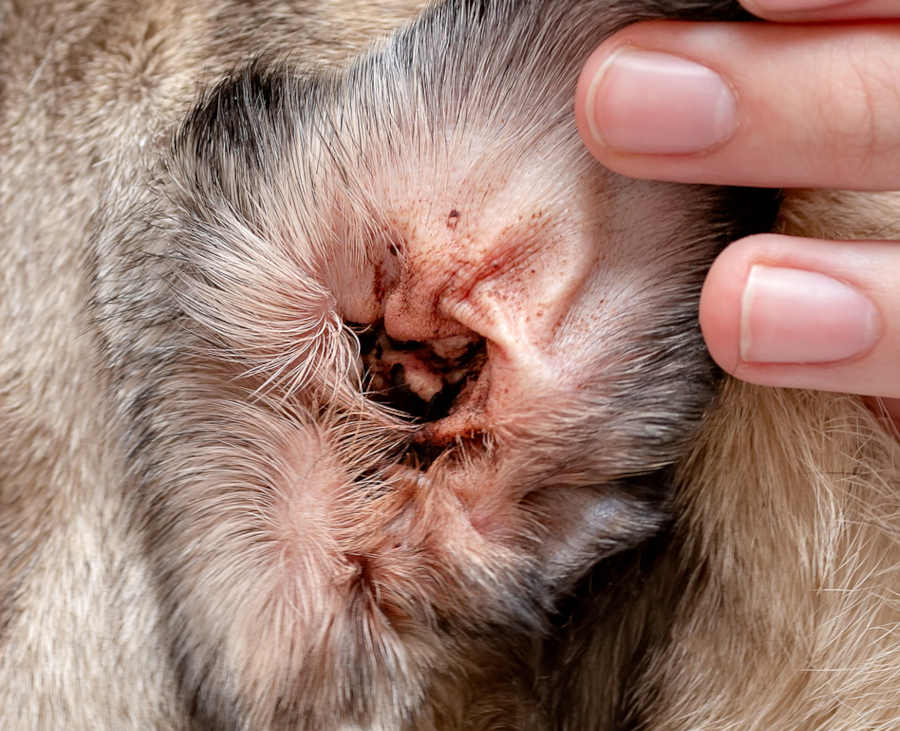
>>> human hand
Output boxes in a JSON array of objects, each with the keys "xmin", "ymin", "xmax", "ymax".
[{"xmin": 574, "ymin": 1, "xmax": 900, "ymax": 425}]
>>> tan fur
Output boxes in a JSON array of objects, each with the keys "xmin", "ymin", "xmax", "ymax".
[
  {"xmin": 621, "ymin": 191, "xmax": 900, "ymax": 729},
  {"xmin": 2, "ymin": 1, "xmax": 899, "ymax": 729},
  {"xmin": 649, "ymin": 382, "xmax": 900, "ymax": 729}
]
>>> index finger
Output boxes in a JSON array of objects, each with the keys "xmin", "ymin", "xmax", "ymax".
[{"xmin": 575, "ymin": 22, "xmax": 900, "ymax": 190}]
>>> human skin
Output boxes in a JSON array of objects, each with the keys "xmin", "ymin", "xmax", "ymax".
[{"xmin": 574, "ymin": 1, "xmax": 900, "ymax": 425}]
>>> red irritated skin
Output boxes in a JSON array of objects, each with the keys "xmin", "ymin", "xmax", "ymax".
[{"xmin": 90, "ymin": 1, "xmax": 776, "ymax": 728}]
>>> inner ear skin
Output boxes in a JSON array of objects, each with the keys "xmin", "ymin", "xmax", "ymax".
[{"xmin": 99, "ymin": 0, "xmax": 780, "ymax": 727}]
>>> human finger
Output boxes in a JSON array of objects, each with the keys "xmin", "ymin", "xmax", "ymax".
[
  {"xmin": 699, "ymin": 233, "xmax": 900, "ymax": 397},
  {"xmin": 575, "ymin": 21, "xmax": 900, "ymax": 189}
]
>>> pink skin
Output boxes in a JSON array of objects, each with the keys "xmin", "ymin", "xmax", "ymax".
[{"xmin": 574, "ymin": 4, "xmax": 900, "ymax": 428}]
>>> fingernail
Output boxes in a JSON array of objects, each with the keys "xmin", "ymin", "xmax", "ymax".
[
  {"xmin": 586, "ymin": 49, "xmax": 737, "ymax": 155},
  {"xmin": 740, "ymin": 266, "xmax": 881, "ymax": 364}
]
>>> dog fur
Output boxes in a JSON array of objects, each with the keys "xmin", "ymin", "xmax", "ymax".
[{"xmin": 1, "ymin": 1, "xmax": 898, "ymax": 729}]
